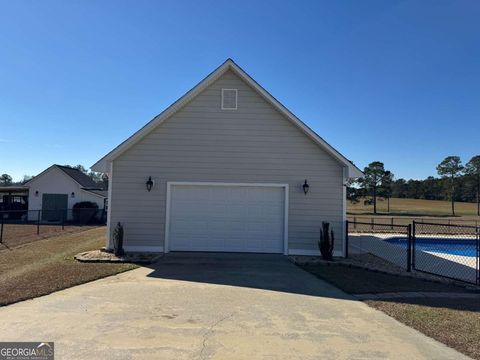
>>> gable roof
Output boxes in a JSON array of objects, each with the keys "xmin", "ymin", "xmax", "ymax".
[
  {"xmin": 25, "ymin": 165, "xmax": 104, "ymax": 190},
  {"xmin": 91, "ymin": 59, "xmax": 363, "ymax": 178}
]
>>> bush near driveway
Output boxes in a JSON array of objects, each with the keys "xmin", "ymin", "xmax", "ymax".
[{"xmin": 0, "ymin": 227, "xmax": 138, "ymax": 306}]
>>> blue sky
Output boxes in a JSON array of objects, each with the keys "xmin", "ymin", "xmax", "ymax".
[{"xmin": 1, "ymin": 0, "xmax": 479, "ymax": 181}]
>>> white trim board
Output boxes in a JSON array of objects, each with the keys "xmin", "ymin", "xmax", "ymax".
[
  {"xmin": 221, "ymin": 88, "xmax": 238, "ymax": 110},
  {"xmin": 91, "ymin": 59, "xmax": 363, "ymax": 178},
  {"xmin": 164, "ymin": 182, "xmax": 289, "ymax": 255},
  {"xmin": 105, "ymin": 161, "xmax": 113, "ymax": 250}
]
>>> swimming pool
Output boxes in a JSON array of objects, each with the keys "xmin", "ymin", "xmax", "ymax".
[{"xmin": 386, "ymin": 237, "xmax": 478, "ymax": 257}]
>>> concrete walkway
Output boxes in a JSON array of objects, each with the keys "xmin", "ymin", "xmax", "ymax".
[{"xmin": 0, "ymin": 253, "xmax": 470, "ymax": 359}]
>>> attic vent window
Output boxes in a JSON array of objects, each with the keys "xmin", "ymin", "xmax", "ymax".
[{"xmin": 221, "ymin": 89, "xmax": 238, "ymax": 110}]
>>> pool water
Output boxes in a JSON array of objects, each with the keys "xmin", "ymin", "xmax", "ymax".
[{"xmin": 386, "ymin": 237, "xmax": 478, "ymax": 257}]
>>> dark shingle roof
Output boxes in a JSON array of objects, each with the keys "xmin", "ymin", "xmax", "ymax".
[
  {"xmin": 55, "ymin": 165, "xmax": 103, "ymax": 189},
  {"xmin": 81, "ymin": 189, "xmax": 108, "ymax": 198}
]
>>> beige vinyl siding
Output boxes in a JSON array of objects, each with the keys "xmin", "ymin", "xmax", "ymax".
[{"xmin": 109, "ymin": 70, "xmax": 345, "ymax": 253}]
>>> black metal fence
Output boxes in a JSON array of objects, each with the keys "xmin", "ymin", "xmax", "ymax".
[
  {"xmin": 348, "ymin": 215, "xmax": 480, "ymax": 227},
  {"xmin": 412, "ymin": 221, "xmax": 479, "ymax": 285},
  {"xmin": 347, "ymin": 219, "xmax": 480, "ymax": 286},
  {"xmin": 346, "ymin": 221, "xmax": 412, "ymax": 271},
  {"xmin": 0, "ymin": 208, "xmax": 106, "ymax": 245}
]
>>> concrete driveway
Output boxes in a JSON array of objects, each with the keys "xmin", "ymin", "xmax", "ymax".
[{"xmin": 0, "ymin": 253, "xmax": 468, "ymax": 359}]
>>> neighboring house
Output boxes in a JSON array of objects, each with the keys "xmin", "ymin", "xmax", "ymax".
[
  {"xmin": 25, "ymin": 165, "xmax": 107, "ymax": 221},
  {"xmin": 92, "ymin": 59, "xmax": 362, "ymax": 255}
]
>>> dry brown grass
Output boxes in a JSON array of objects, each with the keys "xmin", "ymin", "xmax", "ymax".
[
  {"xmin": 0, "ymin": 227, "xmax": 138, "ymax": 306},
  {"xmin": 299, "ymin": 263, "xmax": 480, "ymax": 360},
  {"xmin": 0, "ymin": 223, "xmax": 100, "ymax": 249},
  {"xmin": 368, "ymin": 299, "xmax": 480, "ymax": 360}
]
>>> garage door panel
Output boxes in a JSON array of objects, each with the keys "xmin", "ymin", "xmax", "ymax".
[{"xmin": 168, "ymin": 184, "xmax": 285, "ymax": 253}]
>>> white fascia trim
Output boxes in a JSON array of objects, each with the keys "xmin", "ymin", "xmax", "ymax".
[
  {"xmin": 105, "ymin": 161, "xmax": 113, "ymax": 249},
  {"xmin": 229, "ymin": 63, "xmax": 363, "ymax": 179},
  {"xmin": 23, "ymin": 165, "xmax": 56, "ymax": 186},
  {"xmin": 91, "ymin": 61, "xmax": 232, "ymax": 172},
  {"xmin": 342, "ymin": 166, "xmax": 347, "ymax": 257},
  {"xmin": 25, "ymin": 165, "xmax": 78, "ymax": 187},
  {"xmin": 91, "ymin": 59, "xmax": 363, "ymax": 178},
  {"xmin": 165, "ymin": 181, "xmax": 289, "ymax": 255},
  {"xmin": 289, "ymin": 249, "xmax": 344, "ymax": 257},
  {"xmin": 123, "ymin": 245, "xmax": 164, "ymax": 253}
]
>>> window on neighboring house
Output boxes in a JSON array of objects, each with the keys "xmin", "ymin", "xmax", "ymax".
[{"xmin": 221, "ymin": 89, "xmax": 238, "ymax": 110}]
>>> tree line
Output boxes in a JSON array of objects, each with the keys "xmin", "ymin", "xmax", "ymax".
[{"xmin": 349, "ymin": 155, "xmax": 480, "ymax": 216}]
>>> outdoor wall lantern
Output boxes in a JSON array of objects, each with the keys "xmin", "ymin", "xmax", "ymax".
[
  {"xmin": 71, "ymin": 192, "xmax": 75, "ymax": 198},
  {"xmin": 146, "ymin": 176, "xmax": 154, "ymax": 192},
  {"xmin": 35, "ymin": 190, "xmax": 39, "ymax": 197},
  {"xmin": 302, "ymin": 179, "xmax": 310, "ymax": 195}
]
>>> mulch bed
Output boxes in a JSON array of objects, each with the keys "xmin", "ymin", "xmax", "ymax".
[{"xmin": 75, "ymin": 249, "xmax": 163, "ymax": 263}]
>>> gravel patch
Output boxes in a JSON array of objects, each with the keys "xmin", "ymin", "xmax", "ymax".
[{"xmin": 75, "ymin": 249, "xmax": 163, "ymax": 263}]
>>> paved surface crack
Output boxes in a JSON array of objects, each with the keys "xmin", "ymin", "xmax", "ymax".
[{"xmin": 200, "ymin": 312, "xmax": 235, "ymax": 360}]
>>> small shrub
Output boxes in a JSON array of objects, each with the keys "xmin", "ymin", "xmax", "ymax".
[
  {"xmin": 72, "ymin": 201, "xmax": 99, "ymax": 224},
  {"xmin": 113, "ymin": 222, "xmax": 124, "ymax": 256},
  {"xmin": 318, "ymin": 221, "xmax": 335, "ymax": 261}
]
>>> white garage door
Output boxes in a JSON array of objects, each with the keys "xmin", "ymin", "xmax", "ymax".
[{"xmin": 167, "ymin": 184, "xmax": 286, "ymax": 253}]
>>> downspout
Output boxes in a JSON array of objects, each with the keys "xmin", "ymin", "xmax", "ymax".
[{"xmin": 342, "ymin": 166, "xmax": 348, "ymax": 257}]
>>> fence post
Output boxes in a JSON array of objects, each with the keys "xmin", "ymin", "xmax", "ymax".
[
  {"xmin": 391, "ymin": 217, "xmax": 394, "ymax": 230},
  {"xmin": 477, "ymin": 225, "xmax": 479, "ymax": 286},
  {"xmin": 37, "ymin": 210, "xmax": 40, "ymax": 235},
  {"xmin": 407, "ymin": 223, "xmax": 412, "ymax": 272},
  {"xmin": 345, "ymin": 220, "xmax": 349, "ymax": 259},
  {"xmin": 353, "ymin": 216, "xmax": 356, "ymax": 229},
  {"xmin": 412, "ymin": 221, "xmax": 416, "ymax": 269},
  {"xmin": 371, "ymin": 217, "xmax": 374, "ymax": 230}
]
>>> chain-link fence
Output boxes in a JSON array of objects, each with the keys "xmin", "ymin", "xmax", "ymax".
[
  {"xmin": 348, "ymin": 215, "xmax": 480, "ymax": 227},
  {"xmin": 346, "ymin": 219, "xmax": 480, "ymax": 285},
  {"xmin": 346, "ymin": 220, "xmax": 412, "ymax": 271},
  {"xmin": 0, "ymin": 208, "xmax": 106, "ymax": 248},
  {"xmin": 412, "ymin": 221, "xmax": 479, "ymax": 285}
]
